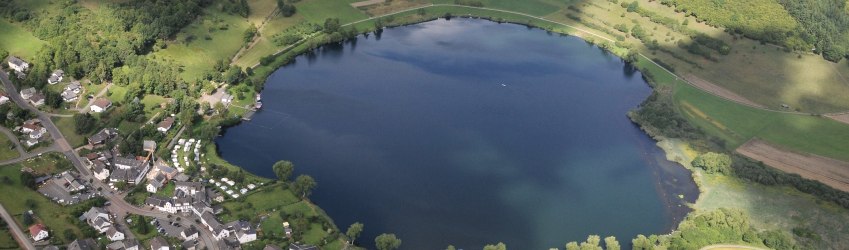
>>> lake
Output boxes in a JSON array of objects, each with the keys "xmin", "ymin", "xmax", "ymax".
[{"xmin": 216, "ymin": 18, "xmax": 698, "ymax": 249}]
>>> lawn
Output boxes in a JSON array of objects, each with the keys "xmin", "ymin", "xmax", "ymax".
[
  {"xmin": 0, "ymin": 158, "xmax": 87, "ymax": 245},
  {"xmin": 106, "ymin": 85, "xmax": 128, "ymax": 104},
  {"xmin": 432, "ymin": 0, "xmax": 563, "ymax": 16},
  {"xmin": 140, "ymin": 95, "xmax": 168, "ymax": 118},
  {"xmin": 0, "ymin": 19, "xmax": 45, "ymax": 60},
  {"xmin": 0, "ymin": 228, "xmax": 17, "ymax": 249},
  {"xmin": 0, "ymin": 135, "xmax": 19, "ymax": 161},
  {"xmin": 51, "ymin": 116, "xmax": 87, "ymax": 148},
  {"xmin": 218, "ymin": 182, "xmax": 345, "ymax": 248},
  {"xmin": 152, "ymin": 6, "xmax": 253, "ymax": 81},
  {"xmin": 296, "ymin": 0, "xmax": 369, "ymax": 24},
  {"xmin": 19, "ymin": 152, "xmax": 72, "ymax": 175}
]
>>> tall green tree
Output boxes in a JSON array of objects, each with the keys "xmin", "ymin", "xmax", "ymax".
[
  {"xmin": 375, "ymin": 233, "xmax": 402, "ymax": 250},
  {"xmin": 293, "ymin": 174, "xmax": 316, "ymax": 198},
  {"xmin": 603, "ymin": 236, "xmax": 620, "ymax": 250},
  {"xmin": 272, "ymin": 160, "xmax": 295, "ymax": 181},
  {"xmin": 346, "ymin": 222, "xmax": 364, "ymax": 245},
  {"xmin": 691, "ymin": 152, "xmax": 732, "ymax": 174}
]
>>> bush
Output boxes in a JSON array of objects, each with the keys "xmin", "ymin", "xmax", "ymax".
[{"xmin": 691, "ymin": 152, "xmax": 732, "ymax": 174}]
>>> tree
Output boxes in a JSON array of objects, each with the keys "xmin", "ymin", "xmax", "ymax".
[
  {"xmin": 20, "ymin": 172, "xmax": 36, "ymax": 189},
  {"xmin": 272, "ymin": 160, "xmax": 295, "ymax": 181},
  {"xmin": 565, "ymin": 242, "xmax": 579, "ymax": 250},
  {"xmin": 22, "ymin": 212, "xmax": 33, "ymax": 226},
  {"xmin": 483, "ymin": 242, "xmax": 506, "ymax": 250},
  {"xmin": 293, "ymin": 175, "xmax": 316, "ymax": 198},
  {"xmin": 244, "ymin": 24, "xmax": 258, "ymax": 44},
  {"xmin": 278, "ymin": 0, "xmax": 296, "ymax": 17},
  {"xmin": 323, "ymin": 18, "xmax": 341, "ymax": 34},
  {"xmin": 136, "ymin": 215, "xmax": 149, "ymax": 234},
  {"xmin": 73, "ymin": 113, "xmax": 97, "ymax": 134},
  {"xmin": 446, "ymin": 245, "xmax": 456, "ymax": 250},
  {"xmin": 691, "ymin": 152, "xmax": 732, "ymax": 174},
  {"xmin": 374, "ymin": 233, "xmax": 402, "ymax": 250},
  {"xmin": 604, "ymin": 236, "xmax": 620, "ymax": 250},
  {"xmin": 346, "ymin": 222, "xmax": 364, "ymax": 245}
]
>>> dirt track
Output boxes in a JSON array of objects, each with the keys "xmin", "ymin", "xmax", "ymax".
[
  {"xmin": 682, "ymin": 74, "xmax": 766, "ymax": 109},
  {"xmin": 351, "ymin": 0, "xmax": 384, "ymax": 8},
  {"xmin": 736, "ymin": 139, "xmax": 849, "ymax": 193},
  {"xmin": 826, "ymin": 113, "xmax": 849, "ymax": 126}
]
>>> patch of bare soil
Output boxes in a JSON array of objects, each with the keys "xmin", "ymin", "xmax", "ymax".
[
  {"xmin": 736, "ymin": 139, "xmax": 849, "ymax": 193},
  {"xmin": 825, "ymin": 113, "xmax": 849, "ymax": 126},
  {"xmin": 351, "ymin": 0, "xmax": 385, "ymax": 8},
  {"xmin": 682, "ymin": 74, "xmax": 766, "ymax": 109}
]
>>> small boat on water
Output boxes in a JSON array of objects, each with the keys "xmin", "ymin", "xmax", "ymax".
[
  {"xmin": 254, "ymin": 101, "xmax": 263, "ymax": 110},
  {"xmin": 256, "ymin": 93, "xmax": 262, "ymax": 101}
]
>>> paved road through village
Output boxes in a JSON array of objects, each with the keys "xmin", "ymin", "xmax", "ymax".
[{"xmin": 1, "ymin": 71, "xmax": 218, "ymax": 249}]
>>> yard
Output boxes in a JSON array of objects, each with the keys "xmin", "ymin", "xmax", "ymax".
[
  {"xmin": 0, "ymin": 19, "xmax": 45, "ymax": 60},
  {"xmin": 0, "ymin": 135, "xmax": 19, "ymax": 161},
  {"xmin": 51, "ymin": 117, "xmax": 87, "ymax": 148},
  {"xmin": 0, "ymin": 157, "xmax": 89, "ymax": 245},
  {"xmin": 217, "ymin": 182, "xmax": 346, "ymax": 248}
]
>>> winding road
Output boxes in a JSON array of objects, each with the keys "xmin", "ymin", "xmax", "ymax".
[{"xmin": 1, "ymin": 71, "xmax": 218, "ymax": 249}]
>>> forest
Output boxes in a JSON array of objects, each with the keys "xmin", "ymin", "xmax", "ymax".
[{"xmin": 659, "ymin": 0, "xmax": 849, "ymax": 61}]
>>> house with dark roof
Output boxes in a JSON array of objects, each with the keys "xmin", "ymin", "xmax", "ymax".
[
  {"xmin": 181, "ymin": 226, "xmax": 199, "ymax": 241},
  {"xmin": 106, "ymin": 239, "xmax": 139, "ymax": 250},
  {"xmin": 8, "ymin": 56, "xmax": 29, "ymax": 73},
  {"xmin": 28, "ymin": 92, "xmax": 45, "ymax": 107},
  {"xmin": 106, "ymin": 227, "xmax": 124, "ymax": 241},
  {"xmin": 79, "ymin": 207, "xmax": 112, "ymax": 233},
  {"xmin": 48, "ymin": 70, "xmax": 64, "ymax": 84},
  {"xmin": 68, "ymin": 238, "xmax": 99, "ymax": 250},
  {"xmin": 88, "ymin": 128, "xmax": 117, "ymax": 146},
  {"xmin": 150, "ymin": 236, "xmax": 170, "ymax": 250},
  {"xmin": 146, "ymin": 173, "xmax": 167, "ymax": 193},
  {"xmin": 20, "ymin": 87, "xmax": 36, "ymax": 99}
]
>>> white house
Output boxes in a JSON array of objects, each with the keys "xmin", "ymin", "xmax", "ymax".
[
  {"xmin": 28, "ymin": 224, "xmax": 49, "ymax": 241},
  {"xmin": 91, "ymin": 98, "xmax": 112, "ymax": 113},
  {"xmin": 20, "ymin": 87, "xmax": 36, "ymax": 100},
  {"xmin": 79, "ymin": 207, "xmax": 112, "ymax": 233},
  {"xmin": 106, "ymin": 227, "xmax": 125, "ymax": 241},
  {"xmin": 157, "ymin": 117, "xmax": 175, "ymax": 133},
  {"xmin": 150, "ymin": 237, "xmax": 170, "ymax": 250},
  {"xmin": 227, "ymin": 220, "xmax": 257, "ymax": 244},
  {"xmin": 146, "ymin": 174, "xmax": 167, "ymax": 193},
  {"xmin": 48, "ymin": 70, "xmax": 64, "ymax": 84},
  {"xmin": 92, "ymin": 160, "xmax": 110, "ymax": 180},
  {"xmin": 8, "ymin": 56, "xmax": 29, "ymax": 73},
  {"xmin": 221, "ymin": 94, "xmax": 233, "ymax": 104},
  {"xmin": 181, "ymin": 227, "xmax": 199, "ymax": 241},
  {"xmin": 0, "ymin": 93, "xmax": 9, "ymax": 105},
  {"xmin": 28, "ymin": 93, "xmax": 45, "ymax": 107}
]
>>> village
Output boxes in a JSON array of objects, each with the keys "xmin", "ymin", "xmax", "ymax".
[{"xmin": 1, "ymin": 52, "xmax": 322, "ymax": 250}]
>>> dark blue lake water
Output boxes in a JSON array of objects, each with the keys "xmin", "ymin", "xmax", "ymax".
[{"xmin": 216, "ymin": 18, "xmax": 697, "ymax": 249}]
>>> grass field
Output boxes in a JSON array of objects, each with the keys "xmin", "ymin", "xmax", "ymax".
[
  {"xmin": 152, "ymin": 6, "xmax": 253, "ymax": 81},
  {"xmin": 0, "ymin": 158, "xmax": 85, "ymax": 245},
  {"xmin": 218, "ymin": 182, "xmax": 344, "ymax": 248},
  {"xmin": 297, "ymin": 0, "xmax": 368, "ymax": 24},
  {"xmin": 51, "ymin": 117, "xmax": 87, "ymax": 148},
  {"xmin": 0, "ymin": 228, "xmax": 17, "ymax": 249},
  {"xmin": 659, "ymin": 139, "xmax": 849, "ymax": 249},
  {"xmin": 0, "ymin": 19, "xmax": 45, "ymax": 60},
  {"xmin": 0, "ymin": 135, "xmax": 19, "ymax": 161}
]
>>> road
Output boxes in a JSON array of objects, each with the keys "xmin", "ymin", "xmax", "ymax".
[
  {"xmin": 0, "ymin": 204, "xmax": 35, "ymax": 250},
  {"xmin": 2, "ymin": 71, "xmax": 218, "ymax": 249}
]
